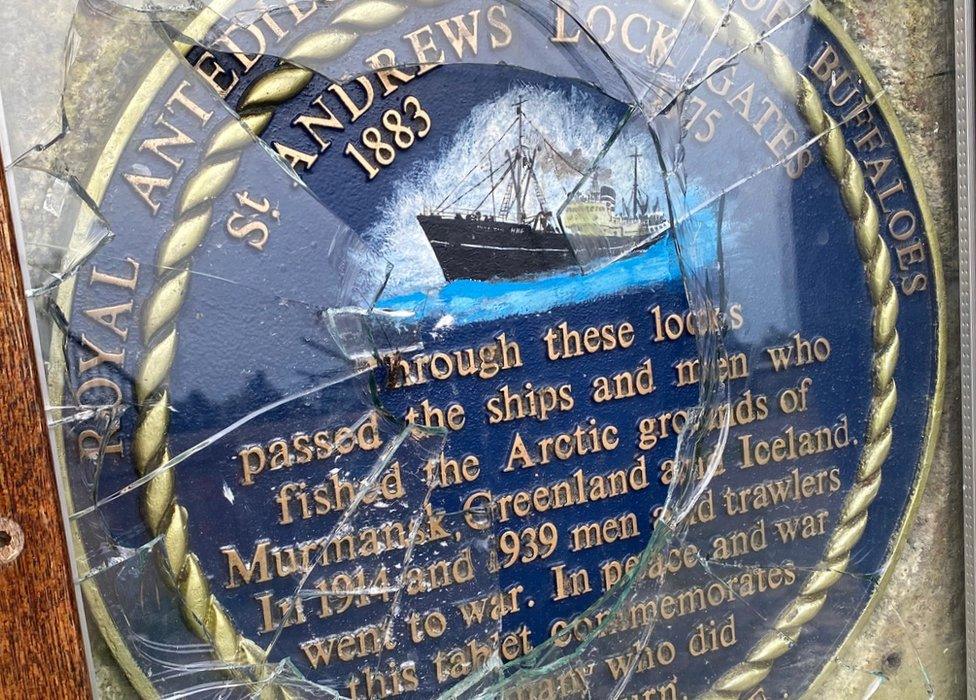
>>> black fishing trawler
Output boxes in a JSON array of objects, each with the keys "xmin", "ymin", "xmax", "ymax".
[{"xmin": 417, "ymin": 99, "xmax": 669, "ymax": 282}]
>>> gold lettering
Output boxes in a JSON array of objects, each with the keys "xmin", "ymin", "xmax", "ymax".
[
  {"xmin": 293, "ymin": 95, "xmax": 344, "ymax": 152},
  {"xmin": 83, "ymin": 303, "xmax": 133, "ymax": 341},
  {"xmin": 77, "ymin": 428, "xmax": 123, "ymax": 460},
  {"xmin": 487, "ymin": 4, "xmax": 513, "ymax": 49},
  {"xmin": 140, "ymin": 116, "xmax": 195, "ymax": 171},
  {"xmin": 214, "ymin": 23, "xmax": 267, "ymax": 74},
  {"xmin": 404, "ymin": 25, "xmax": 446, "ymax": 71},
  {"xmin": 194, "ymin": 51, "xmax": 239, "ymax": 98},
  {"xmin": 327, "ymin": 76, "xmax": 375, "ymax": 123},
  {"xmin": 90, "ymin": 258, "xmax": 140, "ymax": 290},
  {"xmin": 165, "ymin": 81, "xmax": 214, "ymax": 125},
  {"xmin": 622, "ymin": 13, "xmax": 652, "ymax": 55},
  {"xmin": 365, "ymin": 49, "xmax": 420, "ymax": 96},
  {"xmin": 273, "ymin": 141, "xmax": 320, "ymax": 172},
  {"xmin": 288, "ymin": 0, "xmax": 317, "ymax": 24},
  {"xmin": 123, "ymin": 172, "xmax": 172, "ymax": 215},
  {"xmin": 435, "ymin": 11, "xmax": 481, "ymax": 58},
  {"xmin": 223, "ymin": 541, "xmax": 271, "ymax": 588},
  {"xmin": 551, "ymin": 5, "xmax": 582, "ymax": 43},
  {"xmin": 76, "ymin": 377, "xmax": 123, "ymax": 407},
  {"xmin": 78, "ymin": 335, "xmax": 125, "ymax": 374}
]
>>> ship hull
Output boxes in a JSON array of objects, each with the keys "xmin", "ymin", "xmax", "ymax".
[
  {"xmin": 418, "ymin": 215, "xmax": 668, "ymax": 282},
  {"xmin": 419, "ymin": 215, "xmax": 576, "ymax": 282}
]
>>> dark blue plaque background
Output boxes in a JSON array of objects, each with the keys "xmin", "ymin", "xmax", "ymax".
[{"xmin": 62, "ymin": 5, "xmax": 939, "ymax": 697}]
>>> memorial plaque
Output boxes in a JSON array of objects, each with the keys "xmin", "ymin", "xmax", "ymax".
[{"xmin": 20, "ymin": 0, "xmax": 947, "ymax": 697}]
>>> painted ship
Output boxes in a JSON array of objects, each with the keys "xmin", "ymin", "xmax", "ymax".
[{"xmin": 418, "ymin": 100, "xmax": 670, "ymax": 282}]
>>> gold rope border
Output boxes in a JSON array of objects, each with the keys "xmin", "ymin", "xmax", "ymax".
[
  {"xmin": 694, "ymin": 2, "xmax": 899, "ymax": 697},
  {"xmin": 130, "ymin": 0, "xmax": 899, "ymax": 696}
]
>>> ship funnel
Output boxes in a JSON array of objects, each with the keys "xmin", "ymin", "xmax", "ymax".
[{"xmin": 600, "ymin": 186, "xmax": 617, "ymax": 207}]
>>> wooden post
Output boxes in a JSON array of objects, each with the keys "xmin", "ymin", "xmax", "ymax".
[{"xmin": 0, "ymin": 154, "xmax": 92, "ymax": 697}]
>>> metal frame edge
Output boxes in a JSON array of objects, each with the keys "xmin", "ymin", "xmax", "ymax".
[{"xmin": 955, "ymin": 0, "xmax": 976, "ymax": 696}]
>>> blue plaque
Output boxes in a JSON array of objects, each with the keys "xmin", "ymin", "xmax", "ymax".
[{"xmin": 53, "ymin": 1, "xmax": 945, "ymax": 697}]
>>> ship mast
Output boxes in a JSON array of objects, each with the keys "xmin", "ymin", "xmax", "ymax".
[
  {"xmin": 630, "ymin": 147, "xmax": 640, "ymax": 218},
  {"xmin": 514, "ymin": 97, "xmax": 527, "ymax": 224},
  {"xmin": 431, "ymin": 97, "xmax": 557, "ymax": 226}
]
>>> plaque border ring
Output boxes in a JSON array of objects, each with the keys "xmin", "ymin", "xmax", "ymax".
[{"xmin": 48, "ymin": 1, "xmax": 947, "ymax": 697}]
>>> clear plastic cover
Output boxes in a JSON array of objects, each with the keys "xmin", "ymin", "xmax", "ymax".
[{"xmin": 0, "ymin": 0, "xmax": 956, "ymax": 697}]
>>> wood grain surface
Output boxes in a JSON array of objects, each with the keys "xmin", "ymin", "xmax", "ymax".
[{"xmin": 0, "ymin": 160, "xmax": 92, "ymax": 697}]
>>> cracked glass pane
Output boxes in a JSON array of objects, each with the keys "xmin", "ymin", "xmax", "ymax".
[{"xmin": 0, "ymin": 0, "xmax": 958, "ymax": 697}]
